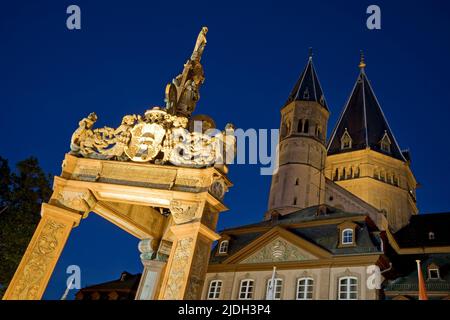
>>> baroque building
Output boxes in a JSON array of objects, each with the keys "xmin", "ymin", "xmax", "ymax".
[{"xmin": 201, "ymin": 53, "xmax": 450, "ymax": 300}]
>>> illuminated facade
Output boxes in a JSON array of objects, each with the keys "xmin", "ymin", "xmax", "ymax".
[{"xmin": 202, "ymin": 53, "xmax": 450, "ymax": 300}]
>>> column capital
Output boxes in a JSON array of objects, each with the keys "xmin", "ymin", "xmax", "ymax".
[
  {"xmin": 170, "ymin": 221, "xmax": 220, "ymax": 241},
  {"xmin": 41, "ymin": 203, "xmax": 83, "ymax": 227}
]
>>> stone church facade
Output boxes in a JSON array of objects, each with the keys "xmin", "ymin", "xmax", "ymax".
[{"xmin": 201, "ymin": 54, "xmax": 450, "ymax": 300}]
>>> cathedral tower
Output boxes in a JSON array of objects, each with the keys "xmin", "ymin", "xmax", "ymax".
[
  {"xmin": 325, "ymin": 54, "xmax": 418, "ymax": 231},
  {"xmin": 268, "ymin": 53, "xmax": 330, "ymax": 215}
]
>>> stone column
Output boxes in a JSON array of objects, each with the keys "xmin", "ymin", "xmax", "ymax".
[
  {"xmin": 135, "ymin": 238, "xmax": 167, "ymax": 300},
  {"xmin": 2, "ymin": 204, "xmax": 82, "ymax": 300},
  {"xmin": 158, "ymin": 219, "xmax": 219, "ymax": 300}
]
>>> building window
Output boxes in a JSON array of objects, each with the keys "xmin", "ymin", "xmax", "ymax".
[
  {"xmin": 373, "ymin": 168, "xmax": 379, "ymax": 180},
  {"xmin": 354, "ymin": 166, "xmax": 360, "ymax": 178},
  {"xmin": 293, "ymin": 197, "xmax": 297, "ymax": 205},
  {"xmin": 380, "ymin": 131, "xmax": 391, "ymax": 153},
  {"xmin": 428, "ymin": 266, "xmax": 440, "ymax": 280},
  {"xmin": 393, "ymin": 175, "xmax": 399, "ymax": 186},
  {"xmin": 298, "ymin": 119, "xmax": 309, "ymax": 134},
  {"xmin": 218, "ymin": 240, "xmax": 229, "ymax": 254},
  {"xmin": 341, "ymin": 128, "xmax": 352, "ymax": 150},
  {"xmin": 333, "ymin": 168, "xmax": 339, "ymax": 181},
  {"xmin": 315, "ymin": 124, "xmax": 322, "ymax": 139},
  {"xmin": 341, "ymin": 168, "xmax": 346, "ymax": 180},
  {"xmin": 207, "ymin": 280, "xmax": 222, "ymax": 299},
  {"xmin": 342, "ymin": 229, "xmax": 354, "ymax": 245},
  {"xmin": 347, "ymin": 167, "xmax": 353, "ymax": 179},
  {"xmin": 338, "ymin": 277, "xmax": 358, "ymax": 300},
  {"xmin": 239, "ymin": 279, "xmax": 255, "ymax": 300},
  {"xmin": 429, "ymin": 232, "xmax": 435, "ymax": 240},
  {"xmin": 295, "ymin": 178, "xmax": 299, "ymax": 186},
  {"xmin": 296, "ymin": 277, "xmax": 314, "ymax": 300},
  {"xmin": 303, "ymin": 88, "xmax": 310, "ymax": 99},
  {"xmin": 303, "ymin": 120, "xmax": 309, "ymax": 134},
  {"xmin": 266, "ymin": 278, "xmax": 283, "ymax": 300}
]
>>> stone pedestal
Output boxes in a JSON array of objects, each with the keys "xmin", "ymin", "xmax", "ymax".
[
  {"xmin": 136, "ymin": 260, "xmax": 167, "ymax": 300},
  {"xmin": 3, "ymin": 204, "xmax": 82, "ymax": 300},
  {"xmin": 158, "ymin": 221, "xmax": 220, "ymax": 300}
]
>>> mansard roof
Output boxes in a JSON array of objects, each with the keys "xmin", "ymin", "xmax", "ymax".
[
  {"xmin": 327, "ymin": 63, "xmax": 406, "ymax": 161},
  {"xmin": 210, "ymin": 205, "xmax": 382, "ymax": 264},
  {"xmin": 284, "ymin": 54, "xmax": 328, "ymax": 110}
]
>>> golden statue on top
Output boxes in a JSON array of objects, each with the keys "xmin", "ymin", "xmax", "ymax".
[
  {"xmin": 69, "ymin": 27, "xmax": 236, "ymax": 168},
  {"xmin": 166, "ymin": 26, "xmax": 208, "ymax": 117}
]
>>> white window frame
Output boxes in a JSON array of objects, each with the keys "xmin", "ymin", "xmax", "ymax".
[
  {"xmin": 265, "ymin": 278, "xmax": 283, "ymax": 300},
  {"xmin": 296, "ymin": 277, "xmax": 314, "ymax": 300},
  {"xmin": 428, "ymin": 267, "xmax": 440, "ymax": 280},
  {"xmin": 238, "ymin": 279, "xmax": 254, "ymax": 300},
  {"xmin": 338, "ymin": 276, "xmax": 358, "ymax": 300},
  {"xmin": 342, "ymin": 228, "xmax": 354, "ymax": 245},
  {"xmin": 207, "ymin": 280, "xmax": 222, "ymax": 300},
  {"xmin": 218, "ymin": 240, "xmax": 229, "ymax": 254}
]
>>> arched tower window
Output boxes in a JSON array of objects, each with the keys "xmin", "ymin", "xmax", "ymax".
[
  {"xmin": 373, "ymin": 168, "xmax": 379, "ymax": 180},
  {"xmin": 295, "ymin": 178, "xmax": 299, "ymax": 186},
  {"xmin": 333, "ymin": 168, "xmax": 339, "ymax": 181},
  {"xmin": 341, "ymin": 168, "xmax": 346, "ymax": 180},
  {"xmin": 348, "ymin": 167, "xmax": 353, "ymax": 179},
  {"xmin": 303, "ymin": 88, "xmax": 310, "ymax": 99},
  {"xmin": 281, "ymin": 122, "xmax": 287, "ymax": 138},
  {"xmin": 303, "ymin": 119, "xmax": 309, "ymax": 134},
  {"xmin": 341, "ymin": 128, "xmax": 352, "ymax": 150},
  {"xmin": 315, "ymin": 124, "xmax": 322, "ymax": 139},
  {"xmin": 354, "ymin": 166, "xmax": 360, "ymax": 178},
  {"xmin": 380, "ymin": 131, "xmax": 391, "ymax": 153}
]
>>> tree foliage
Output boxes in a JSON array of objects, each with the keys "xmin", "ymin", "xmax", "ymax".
[{"xmin": 0, "ymin": 156, "xmax": 52, "ymax": 298}]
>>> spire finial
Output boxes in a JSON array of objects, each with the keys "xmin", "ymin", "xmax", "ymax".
[
  {"xmin": 359, "ymin": 50, "xmax": 366, "ymax": 69},
  {"xmin": 308, "ymin": 47, "xmax": 313, "ymax": 60}
]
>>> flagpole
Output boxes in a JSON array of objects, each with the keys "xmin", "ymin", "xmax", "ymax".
[
  {"xmin": 416, "ymin": 259, "xmax": 428, "ymax": 301},
  {"xmin": 268, "ymin": 266, "xmax": 277, "ymax": 300},
  {"xmin": 60, "ymin": 276, "xmax": 75, "ymax": 300}
]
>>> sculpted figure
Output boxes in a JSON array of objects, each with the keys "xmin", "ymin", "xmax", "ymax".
[
  {"xmin": 70, "ymin": 112, "xmax": 98, "ymax": 154},
  {"xmin": 191, "ymin": 26, "xmax": 208, "ymax": 62}
]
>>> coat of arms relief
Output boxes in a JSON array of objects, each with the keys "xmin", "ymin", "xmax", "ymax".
[{"xmin": 69, "ymin": 27, "xmax": 235, "ymax": 169}]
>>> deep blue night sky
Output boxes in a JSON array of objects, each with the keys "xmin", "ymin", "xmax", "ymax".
[{"xmin": 2, "ymin": 1, "xmax": 450, "ymax": 299}]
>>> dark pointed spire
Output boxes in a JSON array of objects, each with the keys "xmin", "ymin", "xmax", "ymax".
[
  {"xmin": 284, "ymin": 49, "xmax": 328, "ymax": 110},
  {"xmin": 327, "ymin": 54, "xmax": 406, "ymax": 161}
]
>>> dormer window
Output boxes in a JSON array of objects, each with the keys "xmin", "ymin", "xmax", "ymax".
[
  {"xmin": 380, "ymin": 131, "xmax": 391, "ymax": 153},
  {"xmin": 319, "ymin": 95, "xmax": 325, "ymax": 106},
  {"xmin": 428, "ymin": 264, "xmax": 440, "ymax": 280},
  {"xmin": 303, "ymin": 88, "xmax": 310, "ymax": 99},
  {"xmin": 342, "ymin": 229, "xmax": 354, "ymax": 245},
  {"xmin": 337, "ymin": 218, "xmax": 357, "ymax": 249},
  {"xmin": 341, "ymin": 128, "xmax": 352, "ymax": 150},
  {"xmin": 218, "ymin": 240, "xmax": 229, "ymax": 254}
]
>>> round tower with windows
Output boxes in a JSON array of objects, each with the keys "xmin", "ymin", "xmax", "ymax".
[{"xmin": 267, "ymin": 53, "xmax": 330, "ymax": 215}]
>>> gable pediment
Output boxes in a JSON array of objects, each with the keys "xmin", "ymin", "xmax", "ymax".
[
  {"xmin": 223, "ymin": 226, "xmax": 331, "ymax": 265},
  {"xmin": 239, "ymin": 236, "xmax": 317, "ymax": 264}
]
